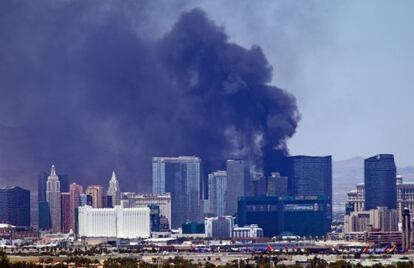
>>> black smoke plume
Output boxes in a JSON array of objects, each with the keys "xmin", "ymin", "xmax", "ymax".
[{"xmin": 0, "ymin": 2, "xmax": 299, "ymax": 191}]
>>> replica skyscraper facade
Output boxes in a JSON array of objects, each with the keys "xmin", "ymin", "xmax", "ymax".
[
  {"xmin": 107, "ymin": 171, "xmax": 120, "ymax": 207},
  {"xmin": 46, "ymin": 165, "xmax": 61, "ymax": 233}
]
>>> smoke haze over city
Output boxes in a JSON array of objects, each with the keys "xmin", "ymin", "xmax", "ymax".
[
  {"xmin": 1, "ymin": 1, "xmax": 413, "ymax": 192},
  {"xmin": 0, "ymin": 1, "xmax": 300, "ymax": 191}
]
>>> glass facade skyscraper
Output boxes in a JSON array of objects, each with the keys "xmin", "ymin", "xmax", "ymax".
[
  {"xmin": 38, "ymin": 201, "xmax": 50, "ymax": 230},
  {"xmin": 283, "ymin": 155, "xmax": 332, "ymax": 227},
  {"xmin": 38, "ymin": 172, "xmax": 48, "ymax": 204},
  {"xmin": 152, "ymin": 156, "xmax": 202, "ymax": 228},
  {"xmin": 225, "ymin": 160, "xmax": 250, "ymax": 215},
  {"xmin": 38, "ymin": 172, "xmax": 49, "ymax": 229},
  {"xmin": 0, "ymin": 186, "xmax": 30, "ymax": 226},
  {"xmin": 364, "ymin": 154, "xmax": 397, "ymax": 210},
  {"xmin": 207, "ymin": 170, "xmax": 227, "ymax": 216}
]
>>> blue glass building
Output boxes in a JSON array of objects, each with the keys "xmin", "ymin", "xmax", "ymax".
[
  {"xmin": 152, "ymin": 156, "xmax": 202, "ymax": 228},
  {"xmin": 283, "ymin": 155, "xmax": 332, "ymax": 228},
  {"xmin": 364, "ymin": 154, "xmax": 397, "ymax": 210},
  {"xmin": 237, "ymin": 196, "xmax": 280, "ymax": 237},
  {"xmin": 148, "ymin": 204, "xmax": 161, "ymax": 232},
  {"xmin": 237, "ymin": 195, "xmax": 329, "ymax": 237},
  {"xmin": 0, "ymin": 186, "xmax": 30, "ymax": 226},
  {"xmin": 280, "ymin": 196, "xmax": 329, "ymax": 236}
]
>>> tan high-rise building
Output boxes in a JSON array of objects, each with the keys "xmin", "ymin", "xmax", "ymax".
[
  {"xmin": 69, "ymin": 183, "xmax": 83, "ymax": 231},
  {"xmin": 86, "ymin": 185, "xmax": 104, "ymax": 208},
  {"xmin": 369, "ymin": 207, "xmax": 398, "ymax": 232},
  {"xmin": 344, "ymin": 211, "xmax": 370, "ymax": 233}
]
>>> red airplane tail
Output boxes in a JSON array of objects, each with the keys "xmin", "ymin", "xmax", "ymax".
[
  {"xmin": 387, "ymin": 245, "xmax": 397, "ymax": 254},
  {"xmin": 266, "ymin": 245, "xmax": 273, "ymax": 252}
]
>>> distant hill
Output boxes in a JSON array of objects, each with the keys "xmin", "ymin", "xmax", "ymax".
[
  {"xmin": 333, "ymin": 157, "xmax": 364, "ymax": 185},
  {"xmin": 333, "ymin": 156, "xmax": 414, "ymax": 186},
  {"xmin": 398, "ymin": 166, "xmax": 414, "ymax": 182}
]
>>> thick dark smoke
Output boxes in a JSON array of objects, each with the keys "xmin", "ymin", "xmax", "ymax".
[{"xmin": 0, "ymin": 1, "xmax": 299, "ymax": 192}]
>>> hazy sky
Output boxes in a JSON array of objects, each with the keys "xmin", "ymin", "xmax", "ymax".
[
  {"xmin": 1, "ymin": 1, "xmax": 413, "ymax": 191},
  {"xmin": 186, "ymin": 1, "xmax": 414, "ymax": 166}
]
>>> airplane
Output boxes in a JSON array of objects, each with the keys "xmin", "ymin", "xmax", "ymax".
[{"xmin": 386, "ymin": 245, "xmax": 397, "ymax": 254}]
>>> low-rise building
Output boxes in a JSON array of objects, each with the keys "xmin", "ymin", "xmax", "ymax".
[
  {"xmin": 205, "ymin": 216, "xmax": 234, "ymax": 239},
  {"xmin": 238, "ymin": 195, "xmax": 330, "ymax": 237},
  {"xmin": 233, "ymin": 224, "xmax": 263, "ymax": 238},
  {"xmin": 344, "ymin": 211, "xmax": 370, "ymax": 233},
  {"xmin": 0, "ymin": 224, "xmax": 39, "ymax": 240},
  {"xmin": 182, "ymin": 221, "xmax": 205, "ymax": 234},
  {"xmin": 344, "ymin": 207, "xmax": 398, "ymax": 233},
  {"xmin": 346, "ymin": 177, "xmax": 414, "ymax": 222}
]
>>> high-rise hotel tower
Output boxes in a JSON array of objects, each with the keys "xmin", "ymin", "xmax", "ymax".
[{"xmin": 365, "ymin": 154, "xmax": 397, "ymax": 210}]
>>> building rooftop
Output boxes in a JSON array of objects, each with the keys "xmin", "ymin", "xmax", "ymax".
[{"xmin": 153, "ymin": 156, "xmax": 201, "ymax": 162}]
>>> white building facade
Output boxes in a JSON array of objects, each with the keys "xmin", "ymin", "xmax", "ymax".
[
  {"xmin": 77, "ymin": 206, "xmax": 150, "ymax": 238},
  {"xmin": 233, "ymin": 224, "xmax": 264, "ymax": 238}
]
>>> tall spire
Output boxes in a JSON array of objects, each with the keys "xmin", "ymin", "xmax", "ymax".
[
  {"xmin": 110, "ymin": 170, "xmax": 117, "ymax": 182},
  {"xmin": 108, "ymin": 170, "xmax": 120, "ymax": 207},
  {"xmin": 50, "ymin": 164, "xmax": 57, "ymax": 177}
]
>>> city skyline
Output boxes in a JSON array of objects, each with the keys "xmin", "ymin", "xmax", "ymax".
[{"xmin": 0, "ymin": 1, "xmax": 413, "ymax": 263}]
